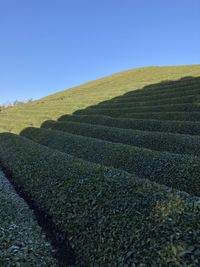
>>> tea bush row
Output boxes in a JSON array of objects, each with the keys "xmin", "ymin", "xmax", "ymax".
[
  {"xmin": 0, "ymin": 170, "xmax": 57, "ymax": 267},
  {"xmin": 21, "ymin": 126, "xmax": 200, "ymax": 196},
  {"xmin": 93, "ymin": 94, "xmax": 200, "ymax": 109},
  {"xmin": 124, "ymin": 79, "xmax": 200, "ymax": 97},
  {"xmin": 42, "ymin": 120, "xmax": 200, "ymax": 157},
  {"xmin": 0, "ymin": 133, "xmax": 200, "ymax": 266},
  {"xmin": 123, "ymin": 111, "xmax": 200, "ymax": 122},
  {"xmin": 75, "ymin": 103, "xmax": 200, "ymax": 117},
  {"xmin": 59, "ymin": 114, "xmax": 200, "ymax": 136},
  {"xmin": 103, "ymin": 87, "xmax": 200, "ymax": 104}
]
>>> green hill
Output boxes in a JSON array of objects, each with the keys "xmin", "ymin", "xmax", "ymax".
[
  {"xmin": 1, "ymin": 64, "xmax": 200, "ymax": 266},
  {"xmin": 1, "ymin": 64, "xmax": 200, "ymax": 133}
]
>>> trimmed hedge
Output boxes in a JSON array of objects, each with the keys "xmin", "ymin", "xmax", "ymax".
[
  {"xmin": 0, "ymin": 170, "xmax": 58, "ymax": 267},
  {"xmin": 75, "ymin": 103, "xmax": 200, "ymax": 117},
  {"xmin": 122, "ymin": 111, "xmax": 200, "ymax": 122},
  {"xmin": 122, "ymin": 79, "xmax": 200, "ymax": 97},
  {"xmin": 59, "ymin": 114, "xmax": 200, "ymax": 136},
  {"xmin": 1, "ymin": 133, "xmax": 200, "ymax": 266},
  {"xmin": 92, "ymin": 94, "xmax": 200, "ymax": 109},
  {"xmin": 21, "ymin": 126, "xmax": 200, "ymax": 196},
  {"xmin": 101, "ymin": 87, "xmax": 200, "ymax": 104},
  {"xmin": 100, "ymin": 81, "xmax": 200, "ymax": 105},
  {"xmin": 42, "ymin": 120, "xmax": 200, "ymax": 157}
]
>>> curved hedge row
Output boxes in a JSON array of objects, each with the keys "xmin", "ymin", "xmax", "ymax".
[
  {"xmin": 122, "ymin": 111, "xmax": 200, "ymax": 122},
  {"xmin": 59, "ymin": 114, "xmax": 200, "ymax": 136},
  {"xmin": 1, "ymin": 133, "xmax": 200, "ymax": 266},
  {"xmin": 21, "ymin": 126, "xmax": 200, "ymax": 196},
  {"xmin": 123, "ymin": 79, "xmax": 200, "ymax": 97},
  {"xmin": 92, "ymin": 94, "xmax": 200, "ymax": 109},
  {"xmin": 101, "ymin": 87, "xmax": 200, "ymax": 104},
  {"xmin": 75, "ymin": 103, "xmax": 200, "ymax": 117},
  {"xmin": 0, "ymin": 170, "xmax": 58, "ymax": 267},
  {"xmin": 42, "ymin": 120, "xmax": 200, "ymax": 157}
]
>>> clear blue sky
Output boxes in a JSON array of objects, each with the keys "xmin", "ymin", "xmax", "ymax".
[{"xmin": 0, "ymin": 0, "xmax": 199, "ymax": 104}]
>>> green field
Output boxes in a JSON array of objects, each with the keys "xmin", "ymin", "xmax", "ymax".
[{"xmin": 1, "ymin": 65, "xmax": 200, "ymax": 266}]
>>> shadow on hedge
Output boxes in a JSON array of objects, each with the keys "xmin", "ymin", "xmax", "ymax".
[{"xmin": 34, "ymin": 75, "xmax": 200, "ymax": 128}]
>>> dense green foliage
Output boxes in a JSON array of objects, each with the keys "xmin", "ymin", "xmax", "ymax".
[
  {"xmin": 100, "ymin": 87, "xmax": 200, "ymax": 104},
  {"xmin": 1, "ymin": 133, "xmax": 200, "ymax": 267},
  {"xmin": 91, "ymin": 93, "xmax": 200, "ymax": 108},
  {"xmin": 21, "ymin": 127, "xmax": 200, "ymax": 196},
  {"xmin": 75, "ymin": 103, "xmax": 200, "ymax": 116},
  {"xmin": 0, "ymin": 170, "xmax": 57, "ymax": 267},
  {"xmin": 123, "ymin": 111, "xmax": 200, "ymax": 121},
  {"xmin": 42, "ymin": 120, "xmax": 200, "ymax": 157},
  {"xmin": 106, "ymin": 80, "xmax": 200, "ymax": 102},
  {"xmin": 59, "ymin": 114, "xmax": 200, "ymax": 135}
]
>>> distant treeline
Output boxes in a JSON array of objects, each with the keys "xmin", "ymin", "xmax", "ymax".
[{"xmin": 0, "ymin": 99, "xmax": 33, "ymax": 112}]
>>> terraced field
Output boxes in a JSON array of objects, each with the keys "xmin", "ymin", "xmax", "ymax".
[{"xmin": 1, "ymin": 65, "xmax": 200, "ymax": 266}]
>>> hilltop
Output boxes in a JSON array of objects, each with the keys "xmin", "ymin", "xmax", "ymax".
[
  {"xmin": 1, "ymin": 64, "xmax": 200, "ymax": 266},
  {"xmin": 1, "ymin": 64, "xmax": 200, "ymax": 133}
]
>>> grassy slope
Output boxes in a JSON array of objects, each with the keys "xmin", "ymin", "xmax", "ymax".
[{"xmin": 1, "ymin": 65, "xmax": 200, "ymax": 133}]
